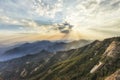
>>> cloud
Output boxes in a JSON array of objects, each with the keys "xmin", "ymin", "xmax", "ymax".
[
  {"xmin": 32, "ymin": 0, "xmax": 63, "ymax": 18},
  {"xmin": 58, "ymin": 22, "xmax": 73, "ymax": 34},
  {"xmin": 0, "ymin": 0, "xmax": 120, "ymax": 39},
  {"xmin": 0, "ymin": 15, "xmax": 21, "ymax": 25},
  {"xmin": 0, "ymin": 13, "xmax": 72, "ymax": 35}
]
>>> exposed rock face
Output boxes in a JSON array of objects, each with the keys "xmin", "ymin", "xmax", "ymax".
[
  {"xmin": 20, "ymin": 68, "xmax": 27, "ymax": 77},
  {"xmin": 105, "ymin": 70, "xmax": 120, "ymax": 80},
  {"xmin": 90, "ymin": 40, "xmax": 120, "ymax": 74},
  {"xmin": 90, "ymin": 62, "xmax": 104, "ymax": 73},
  {"xmin": 103, "ymin": 41, "xmax": 120, "ymax": 58}
]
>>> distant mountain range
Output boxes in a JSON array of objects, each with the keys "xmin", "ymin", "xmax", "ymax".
[
  {"xmin": 0, "ymin": 39, "xmax": 90, "ymax": 61},
  {"xmin": 0, "ymin": 43, "xmax": 22, "ymax": 55},
  {"xmin": 0, "ymin": 37, "xmax": 120, "ymax": 80}
]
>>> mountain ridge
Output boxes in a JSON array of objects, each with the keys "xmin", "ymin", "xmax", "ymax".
[
  {"xmin": 0, "ymin": 39, "xmax": 90, "ymax": 61},
  {"xmin": 0, "ymin": 37, "xmax": 119, "ymax": 80}
]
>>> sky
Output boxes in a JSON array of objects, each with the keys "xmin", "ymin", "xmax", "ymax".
[{"xmin": 0, "ymin": 0, "xmax": 120, "ymax": 43}]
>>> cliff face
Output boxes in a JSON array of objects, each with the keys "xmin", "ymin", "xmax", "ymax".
[
  {"xmin": 103, "ymin": 41, "xmax": 120, "ymax": 58},
  {"xmin": 90, "ymin": 40, "xmax": 120, "ymax": 74},
  {"xmin": 105, "ymin": 70, "xmax": 120, "ymax": 80}
]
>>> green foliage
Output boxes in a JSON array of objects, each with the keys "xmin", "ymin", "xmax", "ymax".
[
  {"xmin": 34, "ymin": 39, "xmax": 120, "ymax": 80},
  {"xmin": 1, "ymin": 37, "xmax": 120, "ymax": 80}
]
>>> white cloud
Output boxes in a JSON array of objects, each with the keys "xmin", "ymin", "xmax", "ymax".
[
  {"xmin": 32, "ymin": 0, "xmax": 63, "ymax": 18},
  {"xmin": 0, "ymin": 15, "xmax": 21, "ymax": 25},
  {"xmin": 0, "ymin": 0, "xmax": 120, "ymax": 39}
]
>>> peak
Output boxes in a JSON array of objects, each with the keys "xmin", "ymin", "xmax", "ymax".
[{"xmin": 90, "ymin": 40, "xmax": 101, "ymax": 45}]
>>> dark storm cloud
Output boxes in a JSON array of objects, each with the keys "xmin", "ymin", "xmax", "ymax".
[{"xmin": 58, "ymin": 22, "xmax": 73, "ymax": 34}]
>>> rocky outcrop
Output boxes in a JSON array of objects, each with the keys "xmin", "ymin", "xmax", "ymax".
[
  {"xmin": 103, "ymin": 41, "xmax": 120, "ymax": 58},
  {"xmin": 105, "ymin": 70, "xmax": 120, "ymax": 80},
  {"xmin": 20, "ymin": 68, "xmax": 27, "ymax": 77},
  {"xmin": 90, "ymin": 62, "xmax": 104, "ymax": 73}
]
